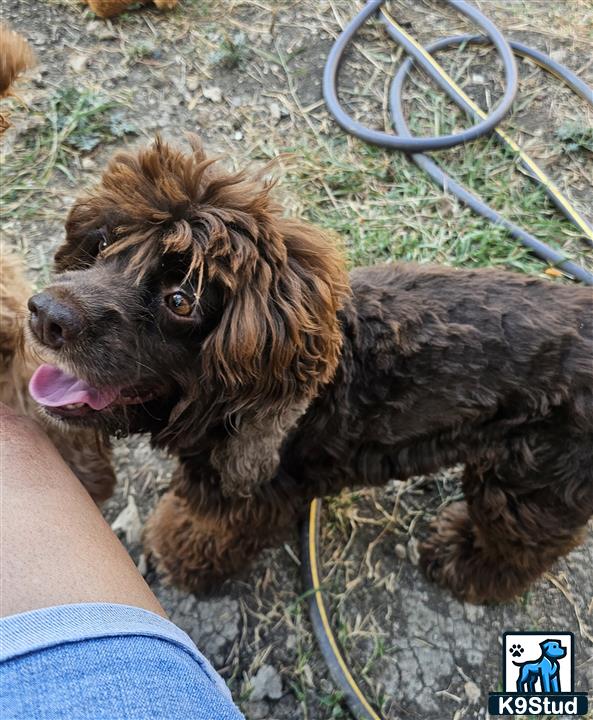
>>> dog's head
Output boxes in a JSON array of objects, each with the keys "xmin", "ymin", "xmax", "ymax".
[
  {"xmin": 540, "ymin": 640, "xmax": 567, "ymax": 660},
  {"xmin": 27, "ymin": 138, "xmax": 348, "ymax": 443}
]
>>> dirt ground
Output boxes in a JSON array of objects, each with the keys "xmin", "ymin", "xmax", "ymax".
[{"xmin": 2, "ymin": 0, "xmax": 592, "ymax": 718}]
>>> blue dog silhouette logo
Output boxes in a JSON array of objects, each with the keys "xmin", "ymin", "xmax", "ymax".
[
  {"xmin": 513, "ymin": 639, "xmax": 566, "ymax": 693},
  {"xmin": 488, "ymin": 631, "xmax": 589, "ymax": 716}
]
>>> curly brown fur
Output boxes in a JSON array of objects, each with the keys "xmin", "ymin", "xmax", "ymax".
[
  {"xmin": 0, "ymin": 25, "xmax": 35, "ymax": 134},
  {"xmin": 27, "ymin": 137, "xmax": 593, "ymax": 602},
  {"xmin": 84, "ymin": 0, "xmax": 177, "ymax": 18},
  {"xmin": 1, "ymin": 250, "xmax": 115, "ymax": 503}
]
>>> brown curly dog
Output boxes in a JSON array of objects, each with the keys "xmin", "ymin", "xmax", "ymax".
[{"xmin": 26, "ymin": 137, "xmax": 593, "ymax": 603}]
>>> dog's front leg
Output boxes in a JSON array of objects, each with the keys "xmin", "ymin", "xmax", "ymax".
[
  {"xmin": 144, "ymin": 463, "xmax": 308, "ymax": 594},
  {"xmin": 209, "ymin": 401, "xmax": 309, "ymax": 497}
]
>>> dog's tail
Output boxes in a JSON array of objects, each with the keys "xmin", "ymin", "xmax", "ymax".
[{"xmin": 0, "ymin": 24, "xmax": 36, "ymax": 134}]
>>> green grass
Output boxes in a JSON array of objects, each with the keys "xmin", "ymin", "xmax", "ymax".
[
  {"xmin": 556, "ymin": 118, "xmax": 593, "ymax": 153},
  {"xmin": 209, "ymin": 31, "xmax": 249, "ymax": 70},
  {"xmin": 276, "ymin": 138, "xmax": 564, "ymax": 275},
  {"xmin": 318, "ymin": 689, "xmax": 347, "ymax": 718},
  {"xmin": 270, "ymin": 109, "xmax": 590, "ymax": 279},
  {"xmin": 1, "ymin": 86, "xmax": 135, "ymax": 220},
  {"xmin": 126, "ymin": 41, "xmax": 158, "ymax": 63}
]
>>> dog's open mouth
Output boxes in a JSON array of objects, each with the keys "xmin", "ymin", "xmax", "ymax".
[{"xmin": 29, "ymin": 364, "xmax": 159, "ymax": 419}]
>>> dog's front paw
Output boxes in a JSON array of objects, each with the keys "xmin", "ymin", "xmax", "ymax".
[
  {"xmin": 143, "ymin": 491, "xmax": 227, "ymax": 594},
  {"xmin": 420, "ymin": 501, "xmax": 527, "ymax": 604},
  {"xmin": 419, "ymin": 501, "xmax": 480, "ymax": 600},
  {"xmin": 144, "ymin": 490, "xmax": 258, "ymax": 595}
]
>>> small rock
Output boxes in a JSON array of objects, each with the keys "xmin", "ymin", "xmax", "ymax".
[
  {"xmin": 550, "ymin": 49, "xmax": 567, "ymax": 63},
  {"xmin": 302, "ymin": 663, "xmax": 314, "ymax": 688},
  {"xmin": 136, "ymin": 553, "xmax": 147, "ymax": 576},
  {"xmin": 186, "ymin": 75, "xmax": 200, "ymax": 92},
  {"xmin": 270, "ymin": 101, "xmax": 282, "ymax": 120},
  {"xmin": 233, "ymin": 130, "xmax": 243, "ymax": 140},
  {"xmin": 471, "ymin": 73, "xmax": 485, "ymax": 84},
  {"xmin": 395, "ymin": 543, "xmax": 407, "ymax": 560},
  {"xmin": 464, "ymin": 680, "xmax": 481, "ymax": 704},
  {"xmin": 81, "ymin": 157, "xmax": 97, "ymax": 171},
  {"xmin": 30, "ymin": 32, "xmax": 47, "ymax": 47},
  {"xmin": 242, "ymin": 701, "xmax": 268, "ymax": 720},
  {"xmin": 319, "ymin": 678, "xmax": 334, "ymax": 694},
  {"xmin": 86, "ymin": 20, "xmax": 118, "ymax": 40},
  {"xmin": 250, "ymin": 664, "xmax": 283, "ymax": 701},
  {"xmin": 69, "ymin": 54, "xmax": 88, "ymax": 73},
  {"xmin": 111, "ymin": 495, "xmax": 142, "ymax": 545},
  {"xmin": 407, "ymin": 536, "xmax": 420, "ymax": 565},
  {"xmin": 203, "ymin": 85, "xmax": 222, "ymax": 103},
  {"xmin": 437, "ymin": 196, "xmax": 455, "ymax": 217}
]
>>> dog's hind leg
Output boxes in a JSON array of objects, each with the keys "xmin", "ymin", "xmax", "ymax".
[
  {"xmin": 420, "ymin": 426, "xmax": 593, "ymax": 604},
  {"xmin": 144, "ymin": 467, "xmax": 308, "ymax": 593}
]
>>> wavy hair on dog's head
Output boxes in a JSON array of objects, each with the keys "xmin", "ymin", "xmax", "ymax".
[{"xmin": 59, "ymin": 137, "xmax": 349, "ymax": 435}]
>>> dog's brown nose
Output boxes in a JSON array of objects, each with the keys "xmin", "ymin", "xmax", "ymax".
[{"xmin": 28, "ymin": 292, "xmax": 83, "ymax": 350}]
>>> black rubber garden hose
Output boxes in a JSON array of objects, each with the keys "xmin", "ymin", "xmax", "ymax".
[
  {"xmin": 324, "ymin": 0, "xmax": 593, "ymax": 283},
  {"xmin": 302, "ymin": 3, "xmax": 593, "ymax": 720}
]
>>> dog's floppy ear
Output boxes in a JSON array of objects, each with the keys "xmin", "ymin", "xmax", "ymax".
[
  {"xmin": 201, "ymin": 214, "xmax": 349, "ymax": 495},
  {"xmin": 202, "ymin": 215, "xmax": 348, "ymax": 415}
]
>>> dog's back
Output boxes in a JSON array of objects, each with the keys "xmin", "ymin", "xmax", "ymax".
[
  {"xmin": 287, "ymin": 261, "xmax": 592, "ymax": 491},
  {"xmin": 348, "ymin": 262, "xmax": 593, "ymax": 429}
]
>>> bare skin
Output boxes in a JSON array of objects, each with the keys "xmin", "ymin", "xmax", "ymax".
[{"xmin": 0, "ymin": 403, "xmax": 165, "ymax": 618}]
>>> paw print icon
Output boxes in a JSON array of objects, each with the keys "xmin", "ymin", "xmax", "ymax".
[{"xmin": 509, "ymin": 644, "xmax": 524, "ymax": 658}]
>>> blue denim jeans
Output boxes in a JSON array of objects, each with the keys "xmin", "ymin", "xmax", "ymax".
[{"xmin": 0, "ymin": 603, "xmax": 244, "ymax": 720}]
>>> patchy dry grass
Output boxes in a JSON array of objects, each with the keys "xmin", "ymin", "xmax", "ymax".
[{"xmin": 1, "ymin": 85, "xmax": 134, "ymax": 220}]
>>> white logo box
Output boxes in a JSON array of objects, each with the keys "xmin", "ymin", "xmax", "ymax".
[{"xmin": 503, "ymin": 632, "xmax": 573, "ymax": 694}]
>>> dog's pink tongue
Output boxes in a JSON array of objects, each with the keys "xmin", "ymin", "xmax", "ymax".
[{"xmin": 29, "ymin": 364, "xmax": 118, "ymax": 410}]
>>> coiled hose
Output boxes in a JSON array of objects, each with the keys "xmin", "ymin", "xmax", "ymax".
[{"xmin": 323, "ymin": 0, "xmax": 593, "ymax": 283}]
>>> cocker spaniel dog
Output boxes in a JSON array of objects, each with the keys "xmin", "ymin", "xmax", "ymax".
[{"xmin": 27, "ymin": 138, "xmax": 593, "ymax": 603}]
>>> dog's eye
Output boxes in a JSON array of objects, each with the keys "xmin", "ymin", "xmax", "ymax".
[
  {"xmin": 165, "ymin": 291, "xmax": 194, "ymax": 317},
  {"xmin": 96, "ymin": 227, "xmax": 111, "ymax": 254}
]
